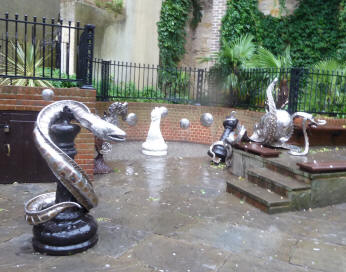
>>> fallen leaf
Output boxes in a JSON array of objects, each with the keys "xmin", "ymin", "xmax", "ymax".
[
  {"xmin": 97, "ymin": 217, "xmax": 111, "ymax": 222},
  {"xmin": 148, "ymin": 196, "xmax": 159, "ymax": 202}
]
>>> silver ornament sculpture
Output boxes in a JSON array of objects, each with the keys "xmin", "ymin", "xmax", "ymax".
[
  {"xmin": 161, "ymin": 106, "xmax": 168, "ymax": 118},
  {"xmin": 180, "ymin": 118, "xmax": 190, "ymax": 129},
  {"xmin": 200, "ymin": 113, "xmax": 214, "ymax": 127},
  {"xmin": 245, "ymin": 78, "xmax": 326, "ymax": 156},
  {"xmin": 126, "ymin": 113, "xmax": 137, "ymax": 126},
  {"xmin": 41, "ymin": 89, "xmax": 54, "ymax": 101}
]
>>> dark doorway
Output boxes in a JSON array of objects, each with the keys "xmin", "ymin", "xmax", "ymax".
[{"xmin": 0, "ymin": 111, "xmax": 55, "ymax": 184}]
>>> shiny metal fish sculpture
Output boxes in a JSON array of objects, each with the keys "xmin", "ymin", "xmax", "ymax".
[
  {"xmin": 25, "ymin": 100, "xmax": 126, "ymax": 225},
  {"xmin": 247, "ymin": 78, "xmax": 326, "ymax": 156}
]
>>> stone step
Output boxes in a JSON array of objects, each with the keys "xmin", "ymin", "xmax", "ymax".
[
  {"xmin": 226, "ymin": 177, "xmax": 291, "ymax": 214},
  {"xmin": 247, "ymin": 167, "xmax": 311, "ymax": 197},
  {"xmin": 234, "ymin": 142, "xmax": 281, "ymax": 157},
  {"xmin": 297, "ymin": 161, "xmax": 346, "ymax": 173}
]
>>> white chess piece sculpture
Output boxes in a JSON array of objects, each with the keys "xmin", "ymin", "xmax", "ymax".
[{"xmin": 142, "ymin": 107, "xmax": 168, "ymax": 156}]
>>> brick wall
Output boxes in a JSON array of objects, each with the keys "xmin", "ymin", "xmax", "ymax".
[
  {"xmin": 96, "ymin": 102, "xmax": 263, "ymax": 145},
  {"xmin": 181, "ymin": 0, "xmax": 228, "ymax": 68},
  {"xmin": 97, "ymin": 101, "xmax": 346, "ymax": 146},
  {"xmin": 0, "ymin": 86, "xmax": 96, "ymax": 180},
  {"xmin": 210, "ymin": 0, "xmax": 227, "ymax": 54}
]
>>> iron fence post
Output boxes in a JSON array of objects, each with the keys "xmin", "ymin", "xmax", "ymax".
[
  {"xmin": 196, "ymin": 69, "xmax": 204, "ymax": 104},
  {"xmin": 101, "ymin": 60, "xmax": 110, "ymax": 101},
  {"xmin": 78, "ymin": 24, "xmax": 95, "ymax": 89},
  {"xmin": 288, "ymin": 68, "xmax": 303, "ymax": 114}
]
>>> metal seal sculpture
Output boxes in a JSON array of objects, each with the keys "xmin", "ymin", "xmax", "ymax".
[
  {"xmin": 95, "ymin": 102, "xmax": 129, "ymax": 174},
  {"xmin": 24, "ymin": 100, "xmax": 126, "ymax": 255},
  {"xmin": 208, "ymin": 111, "xmax": 245, "ymax": 165},
  {"xmin": 246, "ymin": 78, "xmax": 326, "ymax": 155}
]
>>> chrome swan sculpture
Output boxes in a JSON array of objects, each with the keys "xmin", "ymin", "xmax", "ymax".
[
  {"xmin": 247, "ymin": 78, "xmax": 326, "ymax": 156},
  {"xmin": 25, "ymin": 100, "xmax": 126, "ymax": 225}
]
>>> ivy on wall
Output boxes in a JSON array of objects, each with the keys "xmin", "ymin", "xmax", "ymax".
[
  {"xmin": 221, "ymin": 0, "xmax": 344, "ymax": 67},
  {"xmin": 157, "ymin": 0, "xmax": 202, "ymax": 68}
]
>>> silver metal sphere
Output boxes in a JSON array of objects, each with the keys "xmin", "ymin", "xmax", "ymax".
[
  {"xmin": 200, "ymin": 113, "xmax": 214, "ymax": 127},
  {"xmin": 100, "ymin": 141, "xmax": 112, "ymax": 154},
  {"xmin": 126, "ymin": 113, "xmax": 137, "ymax": 126},
  {"xmin": 161, "ymin": 107, "xmax": 168, "ymax": 118},
  {"xmin": 180, "ymin": 118, "xmax": 190, "ymax": 129},
  {"xmin": 41, "ymin": 89, "xmax": 54, "ymax": 101}
]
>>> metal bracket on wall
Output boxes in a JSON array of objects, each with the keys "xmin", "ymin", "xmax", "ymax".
[
  {"xmin": 4, "ymin": 144, "xmax": 10, "ymax": 157},
  {"xmin": 0, "ymin": 124, "xmax": 10, "ymax": 133}
]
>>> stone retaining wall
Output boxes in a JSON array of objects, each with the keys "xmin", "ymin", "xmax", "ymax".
[{"xmin": 0, "ymin": 86, "xmax": 96, "ymax": 180}]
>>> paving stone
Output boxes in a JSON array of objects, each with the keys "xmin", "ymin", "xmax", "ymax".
[
  {"xmin": 290, "ymin": 239, "xmax": 346, "ymax": 272},
  {"xmin": 0, "ymin": 233, "xmax": 54, "ymax": 268},
  {"xmin": 94, "ymin": 198, "xmax": 197, "ymax": 236},
  {"xmin": 0, "ymin": 142, "xmax": 345, "ymax": 271},
  {"xmin": 218, "ymin": 253, "xmax": 319, "ymax": 272},
  {"xmin": 45, "ymin": 252, "xmax": 154, "ymax": 272},
  {"xmin": 132, "ymin": 235, "xmax": 228, "ymax": 272},
  {"xmin": 89, "ymin": 223, "xmax": 150, "ymax": 258},
  {"xmin": 173, "ymin": 221, "xmax": 296, "ymax": 263}
]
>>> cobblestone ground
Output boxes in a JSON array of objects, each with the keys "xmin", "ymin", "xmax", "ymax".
[{"xmin": 0, "ymin": 142, "xmax": 346, "ymax": 272}]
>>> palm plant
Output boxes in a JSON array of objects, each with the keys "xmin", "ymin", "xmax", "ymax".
[
  {"xmin": 218, "ymin": 34, "xmax": 256, "ymax": 71},
  {"xmin": 245, "ymin": 46, "xmax": 292, "ymax": 109},
  {"xmin": 245, "ymin": 45, "xmax": 292, "ymax": 69},
  {"xmin": 0, "ymin": 41, "xmax": 53, "ymax": 87},
  {"xmin": 201, "ymin": 34, "xmax": 256, "ymax": 105}
]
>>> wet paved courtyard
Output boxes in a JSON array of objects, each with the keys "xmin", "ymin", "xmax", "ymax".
[{"xmin": 1, "ymin": 141, "xmax": 346, "ymax": 272}]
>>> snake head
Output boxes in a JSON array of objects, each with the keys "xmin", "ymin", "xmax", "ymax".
[{"xmin": 92, "ymin": 118, "xmax": 126, "ymax": 142}]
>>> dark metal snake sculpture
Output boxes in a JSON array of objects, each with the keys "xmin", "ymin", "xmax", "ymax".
[{"xmin": 24, "ymin": 100, "xmax": 126, "ymax": 225}]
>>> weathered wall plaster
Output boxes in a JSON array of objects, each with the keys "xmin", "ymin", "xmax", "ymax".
[{"xmin": 60, "ymin": 0, "xmax": 161, "ymax": 65}]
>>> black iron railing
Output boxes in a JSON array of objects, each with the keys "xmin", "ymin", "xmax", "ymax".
[
  {"xmin": 0, "ymin": 13, "xmax": 94, "ymax": 88},
  {"xmin": 95, "ymin": 61, "xmax": 345, "ymax": 116},
  {"xmin": 227, "ymin": 68, "xmax": 345, "ymax": 116},
  {"xmin": 93, "ymin": 59, "xmax": 210, "ymax": 104}
]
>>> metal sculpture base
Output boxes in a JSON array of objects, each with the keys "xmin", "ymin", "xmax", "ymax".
[
  {"xmin": 94, "ymin": 153, "xmax": 113, "ymax": 174},
  {"xmin": 142, "ymin": 148, "xmax": 168, "ymax": 156},
  {"xmin": 32, "ymin": 110, "xmax": 98, "ymax": 255},
  {"xmin": 32, "ymin": 206, "xmax": 98, "ymax": 256},
  {"xmin": 94, "ymin": 138, "xmax": 113, "ymax": 174}
]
